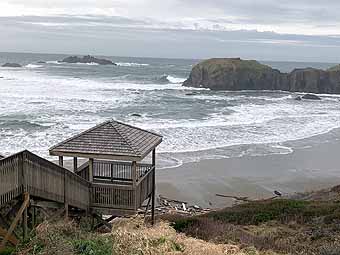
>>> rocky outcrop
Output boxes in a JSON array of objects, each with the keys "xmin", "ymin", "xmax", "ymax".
[
  {"xmin": 1, "ymin": 63, "xmax": 22, "ymax": 68},
  {"xmin": 289, "ymin": 68, "xmax": 332, "ymax": 94},
  {"xmin": 183, "ymin": 58, "xmax": 340, "ymax": 94},
  {"xmin": 60, "ymin": 55, "xmax": 116, "ymax": 65},
  {"xmin": 183, "ymin": 58, "xmax": 286, "ymax": 91},
  {"xmin": 301, "ymin": 94, "xmax": 322, "ymax": 100}
]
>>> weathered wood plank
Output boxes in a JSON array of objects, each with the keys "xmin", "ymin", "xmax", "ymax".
[{"xmin": 0, "ymin": 192, "xmax": 29, "ymax": 251}]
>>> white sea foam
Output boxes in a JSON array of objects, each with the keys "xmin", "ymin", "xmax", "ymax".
[
  {"xmin": 1, "ymin": 63, "xmax": 340, "ymax": 162},
  {"xmin": 76, "ymin": 62, "xmax": 99, "ymax": 66},
  {"xmin": 166, "ymin": 75, "xmax": 186, "ymax": 84},
  {"xmin": 46, "ymin": 60, "xmax": 62, "ymax": 64},
  {"xmin": 25, "ymin": 64, "xmax": 43, "ymax": 69},
  {"xmin": 116, "ymin": 62, "xmax": 149, "ymax": 67}
]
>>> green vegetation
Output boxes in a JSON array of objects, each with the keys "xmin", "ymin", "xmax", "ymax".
[
  {"xmin": 0, "ymin": 247, "xmax": 16, "ymax": 255},
  {"xmin": 14, "ymin": 220, "xmax": 112, "ymax": 255},
  {"xmin": 327, "ymin": 64, "xmax": 340, "ymax": 72},
  {"xmin": 167, "ymin": 199, "xmax": 340, "ymax": 254},
  {"xmin": 73, "ymin": 238, "xmax": 112, "ymax": 255},
  {"xmin": 197, "ymin": 58, "xmax": 272, "ymax": 76}
]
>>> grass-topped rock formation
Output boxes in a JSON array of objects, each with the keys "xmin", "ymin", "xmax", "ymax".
[{"xmin": 183, "ymin": 58, "xmax": 340, "ymax": 94}]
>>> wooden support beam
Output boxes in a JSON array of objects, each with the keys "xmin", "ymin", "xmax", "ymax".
[
  {"xmin": 0, "ymin": 227, "xmax": 18, "ymax": 246},
  {"xmin": 92, "ymin": 214, "xmax": 113, "ymax": 230},
  {"xmin": 151, "ymin": 148, "xmax": 156, "ymax": 225},
  {"xmin": 64, "ymin": 203, "xmax": 69, "ymax": 220},
  {"xmin": 59, "ymin": 156, "xmax": 64, "ymax": 167},
  {"xmin": 73, "ymin": 157, "xmax": 78, "ymax": 172},
  {"xmin": 93, "ymin": 215, "xmax": 116, "ymax": 230},
  {"xmin": 64, "ymin": 161, "xmax": 68, "ymax": 220},
  {"xmin": 132, "ymin": 161, "xmax": 137, "ymax": 186},
  {"xmin": 144, "ymin": 195, "xmax": 152, "ymax": 218},
  {"xmin": 22, "ymin": 207, "xmax": 28, "ymax": 240},
  {"xmin": 31, "ymin": 206, "xmax": 36, "ymax": 228},
  {"xmin": 89, "ymin": 158, "xmax": 94, "ymax": 182},
  {"xmin": 0, "ymin": 192, "xmax": 30, "ymax": 251}
]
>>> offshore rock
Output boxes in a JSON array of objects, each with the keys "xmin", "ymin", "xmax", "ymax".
[{"xmin": 183, "ymin": 58, "xmax": 340, "ymax": 94}]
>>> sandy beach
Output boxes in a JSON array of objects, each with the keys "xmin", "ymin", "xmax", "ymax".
[{"xmin": 156, "ymin": 128, "xmax": 340, "ymax": 208}]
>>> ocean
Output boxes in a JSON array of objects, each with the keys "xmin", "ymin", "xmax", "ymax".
[{"xmin": 0, "ymin": 52, "xmax": 340, "ymax": 168}]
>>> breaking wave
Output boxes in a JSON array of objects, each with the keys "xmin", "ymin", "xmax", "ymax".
[{"xmin": 116, "ymin": 62, "xmax": 149, "ymax": 67}]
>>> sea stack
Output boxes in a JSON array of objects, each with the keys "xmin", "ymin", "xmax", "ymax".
[
  {"xmin": 183, "ymin": 58, "xmax": 340, "ymax": 94},
  {"xmin": 182, "ymin": 58, "xmax": 285, "ymax": 91},
  {"xmin": 60, "ymin": 55, "xmax": 116, "ymax": 65},
  {"xmin": 1, "ymin": 63, "xmax": 22, "ymax": 68}
]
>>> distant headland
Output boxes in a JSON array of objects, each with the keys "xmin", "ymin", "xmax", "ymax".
[{"xmin": 183, "ymin": 58, "xmax": 340, "ymax": 94}]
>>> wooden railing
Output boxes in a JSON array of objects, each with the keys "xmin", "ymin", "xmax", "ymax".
[
  {"xmin": 0, "ymin": 152, "xmax": 22, "ymax": 206},
  {"xmin": 0, "ymin": 151, "xmax": 91, "ymax": 211},
  {"xmin": 90, "ymin": 161, "xmax": 154, "ymax": 210},
  {"xmin": 93, "ymin": 160, "xmax": 152, "ymax": 182},
  {"xmin": 136, "ymin": 167, "xmax": 154, "ymax": 208},
  {"xmin": 0, "ymin": 151, "xmax": 154, "ymax": 213},
  {"xmin": 90, "ymin": 183, "xmax": 135, "ymax": 210}
]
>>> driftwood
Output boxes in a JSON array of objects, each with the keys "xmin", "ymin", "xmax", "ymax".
[
  {"xmin": 216, "ymin": 194, "xmax": 250, "ymax": 202},
  {"xmin": 140, "ymin": 195, "xmax": 211, "ymax": 216},
  {"xmin": 216, "ymin": 193, "xmax": 280, "ymax": 204}
]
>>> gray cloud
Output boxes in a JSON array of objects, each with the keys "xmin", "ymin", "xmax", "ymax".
[
  {"xmin": 1, "ymin": 15, "xmax": 340, "ymax": 62},
  {"xmin": 0, "ymin": 1, "xmax": 339, "ymax": 61}
]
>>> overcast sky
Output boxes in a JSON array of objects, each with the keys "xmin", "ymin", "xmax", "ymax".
[{"xmin": 1, "ymin": 0, "xmax": 340, "ymax": 62}]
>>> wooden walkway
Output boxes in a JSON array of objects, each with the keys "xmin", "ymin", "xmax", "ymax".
[{"xmin": 0, "ymin": 150, "xmax": 154, "ymax": 214}]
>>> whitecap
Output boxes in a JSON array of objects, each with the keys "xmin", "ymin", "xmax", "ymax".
[
  {"xmin": 46, "ymin": 61, "xmax": 62, "ymax": 64},
  {"xmin": 76, "ymin": 62, "xmax": 99, "ymax": 66},
  {"xmin": 166, "ymin": 75, "xmax": 186, "ymax": 84},
  {"xmin": 25, "ymin": 64, "xmax": 43, "ymax": 69},
  {"xmin": 116, "ymin": 62, "xmax": 149, "ymax": 67}
]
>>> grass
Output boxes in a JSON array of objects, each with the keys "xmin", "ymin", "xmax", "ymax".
[
  {"xmin": 164, "ymin": 199, "xmax": 340, "ymax": 255},
  {"xmin": 14, "ymin": 220, "xmax": 112, "ymax": 255},
  {"xmin": 0, "ymin": 248, "xmax": 16, "ymax": 255},
  {"xmin": 72, "ymin": 238, "xmax": 112, "ymax": 255},
  {"xmin": 5, "ymin": 198, "xmax": 340, "ymax": 254},
  {"xmin": 111, "ymin": 217, "xmax": 277, "ymax": 255}
]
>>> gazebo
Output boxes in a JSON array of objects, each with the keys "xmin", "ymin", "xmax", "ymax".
[{"xmin": 49, "ymin": 120, "xmax": 162, "ymax": 219}]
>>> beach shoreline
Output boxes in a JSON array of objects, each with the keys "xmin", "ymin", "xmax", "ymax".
[{"xmin": 156, "ymin": 127, "xmax": 340, "ymax": 208}]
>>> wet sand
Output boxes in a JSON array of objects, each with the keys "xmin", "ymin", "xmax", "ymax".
[{"xmin": 156, "ymin": 129, "xmax": 340, "ymax": 208}]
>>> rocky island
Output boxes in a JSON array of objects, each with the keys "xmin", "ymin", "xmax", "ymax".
[
  {"xmin": 1, "ymin": 63, "xmax": 22, "ymax": 68},
  {"xmin": 60, "ymin": 55, "xmax": 116, "ymax": 65},
  {"xmin": 183, "ymin": 58, "xmax": 340, "ymax": 94}
]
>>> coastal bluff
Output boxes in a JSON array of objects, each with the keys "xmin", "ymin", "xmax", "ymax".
[{"xmin": 183, "ymin": 58, "xmax": 340, "ymax": 94}]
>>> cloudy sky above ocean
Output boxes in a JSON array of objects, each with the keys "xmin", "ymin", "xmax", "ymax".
[{"xmin": 1, "ymin": 0, "xmax": 340, "ymax": 61}]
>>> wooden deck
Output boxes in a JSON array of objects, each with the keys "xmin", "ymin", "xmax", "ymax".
[{"xmin": 0, "ymin": 150, "xmax": 154, "ymax": 215}]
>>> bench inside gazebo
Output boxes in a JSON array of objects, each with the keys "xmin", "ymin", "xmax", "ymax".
[{"xmin": 49, "ymin": 120, "xmax": 162, "ymax": 217}]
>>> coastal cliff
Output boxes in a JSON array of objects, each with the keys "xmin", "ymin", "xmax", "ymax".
[{"xmin": 183, "ymin": 58, "xmax": 340, "ymax": 94}]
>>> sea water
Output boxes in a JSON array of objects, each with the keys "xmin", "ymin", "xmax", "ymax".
[{"xmin": 0, "ymin": 52, "xmax": 340, "ymax": 168}]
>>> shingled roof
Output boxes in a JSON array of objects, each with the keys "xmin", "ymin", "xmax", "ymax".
[{"xmin": 49, "ymin": 120, "xmax": 162, "ymax": 161}]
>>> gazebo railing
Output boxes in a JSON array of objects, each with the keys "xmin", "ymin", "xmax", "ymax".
[{"xmin": 77, "ymin": 160, "xmax": 153, "ymax": 183}]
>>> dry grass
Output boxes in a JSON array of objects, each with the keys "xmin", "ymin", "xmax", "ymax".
[
  {"xmin": 111, "ymin": 217, "xmax": 279, "ymax": 255},
  {"xmin": 15, "ymin": 220, "xmax": 112, "ymax": 255},
  {"xmin": 166, "ymin": 199, "xmax": 340, "ymax": 255}
]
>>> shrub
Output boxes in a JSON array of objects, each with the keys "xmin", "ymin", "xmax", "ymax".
[{"xmin": 72, "ymin": 237, "xmax": 112, "ymax": 255}]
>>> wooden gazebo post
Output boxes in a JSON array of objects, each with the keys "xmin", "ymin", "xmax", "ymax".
[
  {"xmin": 73, "ymin": 157, "xmax": 77, "ymax": 172},
  {"xmin": 89, "ymin": 158, "xmax": 94, "ymax": 182},
  {"xmin": 58, "ymin": 156, "xmax": 63, "ymax": 167},
  {"xmin": 151, "ymin": 148, "xmax": 156, "ymax": 225}
]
